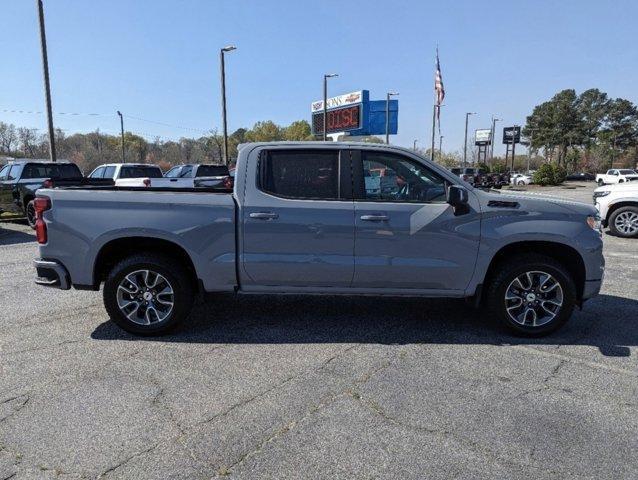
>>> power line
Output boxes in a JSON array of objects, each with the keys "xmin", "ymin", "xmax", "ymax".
[{"xmin": 1, "ymin": 108, "xmax": 110, "ymax": 116}]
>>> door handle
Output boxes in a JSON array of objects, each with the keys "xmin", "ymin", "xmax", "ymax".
[
  {"xmin": 360, "ymin": 214, "xmax": 389, "ymax": 221},
  {"xmin": 249, "ymin": 212, "xmax": 279, "ymax": 220}
]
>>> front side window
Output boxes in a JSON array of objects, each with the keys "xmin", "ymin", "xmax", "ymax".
[
  {"xmin": 164, "ymin": 167, "xmax": 181, "ymax": 178},
  {"xmin": 360, "ymin": 152, "xmax": 447, "ymax": 203},
  {"xmin": 89, "ymin": 167, "xmax": 105, "ymax": 178},
  {"xmin": 260, "ymin": 150, "xmax": 340, "ymax": 200},
  {"xmin": 0, "ymin": 165, "xmax": 10, "ymax": 180},
  {"xmin": 102, "ymin": 166, "xmax": 116, "ymax": 179}
]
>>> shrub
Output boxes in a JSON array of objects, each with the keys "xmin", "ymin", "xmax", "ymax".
[{"xmin": 532, "ymin": 163, "xmax": 565, "ymax": 186}]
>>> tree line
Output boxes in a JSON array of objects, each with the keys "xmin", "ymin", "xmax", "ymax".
[
  {"xmin": 0, "ymin": 119, "xmax": 315, "ymax": 173},
  {"xmin": 524, "ymin": 88, "xmax": 638, "ymax": 171}
]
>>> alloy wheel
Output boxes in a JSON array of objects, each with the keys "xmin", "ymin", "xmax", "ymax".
[
  {"xmin": 614, "ymin": 211, "xmax": 638, "ymax": 236},
  {"xmin": 116, "ymin": 269, "xmax": 174, "ymax": 325},
  {"xmin": 505, "ymin": 270, "xmax": 564, "ymax": 327}
]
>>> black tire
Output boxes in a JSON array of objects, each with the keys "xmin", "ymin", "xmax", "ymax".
[
  {"xmin": 608, "ymin": 205, "xmax": 638, "ymax": 238},
  {"xmin": 485, "ymin": 254, "xmax": 576, "ymax": 336},
  {"xmin": 103, "ymin": 253, "xmax": 195, "ymax": 336},
  {"xmin": 597, "ymin": 179, "xmax": 604, "ymax": 186},
  {"xmin": 25, "ymin": 199, "xmax": 36, "ymax": 229}
]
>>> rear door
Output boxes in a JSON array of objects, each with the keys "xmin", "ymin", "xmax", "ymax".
[
  {"xmin": 241, "ymin": 147, "xmax": 354, "ymax": 288},
  {"xmin": 351, "ymin": 149, "xmax": 481, "ymax": 292}
]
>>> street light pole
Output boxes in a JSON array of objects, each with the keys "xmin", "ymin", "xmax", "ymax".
[
  {"xmin": 490, "ymin": 117, "xmax": 501, "ymax": 163},
  {"xmin": 323, "ymin": 74, "xmax": 338, "ymax": 141},
  {"xmin": 385, "ymin": 91, "xmax": 399, "ymax": 144},
  {"xmin": 116, "ymin": 111, "xmax": 125, "ymax": 162},
  {"xmin": 413, "ymin": 139, "xmax": 418, "ymax": 151},
  {"xmin": 439, "ymin": 135, "xmax": 444, "ymax": 157},
  {"xmin": 220, "ymin": 45, "xmax": 236, "ymax": 165},
  {"xmin": 463, "ymin": 112, "xmax": 476, "ymax": 167},
  {"xmin": 37, "ymin": 0, "xmax": 56, "ymax": 162}
]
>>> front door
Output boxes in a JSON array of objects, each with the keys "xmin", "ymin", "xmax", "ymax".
[
  {"xmin": 351, "ymin": 150, "xmax": 481, "ymax": 292},
  {"xmin": 0, "ymin": 164, "xmax": 20, "ymax": 214},
  {"xmin": 241, "ymin": 148, "xmax": 354, "ymax": 288}
]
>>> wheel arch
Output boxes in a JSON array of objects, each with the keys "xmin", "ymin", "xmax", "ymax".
[
  {"xmin": 483, "ymin": 241, "xmax": 586, "ymax": 301},
  {"xmin": 606, "ymin": 201, "xmax": 638, "ymax": 222},
  {"xmin": 93, "ymin": 236, "xmax": 199, "ymax": 290}
]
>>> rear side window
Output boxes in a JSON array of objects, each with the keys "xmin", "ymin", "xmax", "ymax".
[
  {"xmin": 23, "ymin": 163, "xmax": 81, "ymax": 179},
  {"xmin": 259, "ymin": 150, "xmax": 340, "ymax": 200},
  {"xmin": 120, "ymin": 166, "xmax": 163, "ymax": 178},
  {"xmin": 197, "ymin": 165, "xmax": 229, "ymax": 177}
]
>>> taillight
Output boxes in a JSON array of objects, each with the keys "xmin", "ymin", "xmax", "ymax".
[
  {"xmin": 42, "ymin": 178, "xmax": 54, "ymax": 188},
  {"xmin": 143, "ymin": 178, "xmax": 151, "ymax": 187},
  {"xmin": 222, "ymin": 176, "xmax": 234, "ymax": 190},
  {"xmin": 34, "ymin": 196, "xmax": 51, "ymax": 244}
]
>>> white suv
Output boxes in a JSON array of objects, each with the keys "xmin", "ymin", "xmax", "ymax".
[{"xmin": 594, "ymin": 182, "xmax": 638, "ymax": 237}]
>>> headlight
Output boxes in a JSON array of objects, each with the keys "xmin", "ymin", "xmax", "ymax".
[
  {"xmin": 593, "ymin": 190, "xmax": 611, "ymax": 199},
  {"xmin": 587, "ymin": 215, "xmax": 602, "ymax": 231}
]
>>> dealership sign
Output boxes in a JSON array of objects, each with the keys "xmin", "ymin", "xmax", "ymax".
[
  {"xmin": 475, "ymin": 129, "xmax": 492, "ymax": 146},
  {"xmin": 502, "ymin": 126, "xmax": 522, "ymax": 144},
  {"xmin": 311, "ymin": 90, "xmax": 398, "ymax": 136}
]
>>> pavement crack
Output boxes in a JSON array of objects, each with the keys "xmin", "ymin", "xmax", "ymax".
[
  {"xmin": 544, "ymin": 359, "xmax": 567, "ymax": 383},
  {"xmin": 97, "ymin": 444, "xmax": 158, "ymax": 478}
]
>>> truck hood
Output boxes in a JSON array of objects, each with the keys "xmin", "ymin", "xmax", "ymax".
[
  {"xmin": 595, "ymin": 181, "xmax": 638, "ymax": 193},
  {"xmin": 477, "ymin": 188, "xmax": 597, "ymax": 216}
]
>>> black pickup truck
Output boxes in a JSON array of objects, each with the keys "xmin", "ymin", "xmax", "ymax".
[{"xmin": 0, "ymin": 160, "xmax": 112, "ymax": 227}]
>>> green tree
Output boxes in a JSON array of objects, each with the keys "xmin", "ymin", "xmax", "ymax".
[
  {"xmin": 283, "ymin": 120, "xmax": 312, "ymax": 141},
  {"xmin": 245, "ymin": 121, "xmax": 283, "ymax": 142}
]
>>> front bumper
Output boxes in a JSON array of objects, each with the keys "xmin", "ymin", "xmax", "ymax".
[{"xmin": 34, "ymin": 259, "xmax": 70, "ymax": 290}]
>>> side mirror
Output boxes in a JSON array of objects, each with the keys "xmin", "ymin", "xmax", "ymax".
[{"xmin": 447, "ymin": 185, "xmax": 469, "ymax": 207}]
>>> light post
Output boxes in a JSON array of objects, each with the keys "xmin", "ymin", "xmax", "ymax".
[
  {"xmin": 323, "ymin": 73, "xmax": 338, "ymax": 141},
  {"xmin": 117, "ymin": 111, "xmax": 125, "ymax": 162},
  {"xmin": 385, "ymin": 91, "xmax": 399, "ymax": 144},
  {"xmin": 413, "ymin": 139, "xmax": 418, "ymax": 151},
  {"xmin": 463, "ymin": 112, "xmax": 476, "ymax": 167},
  {"xmin": 490, "ymin": 117, "xmax": 501, "ymax": 162},
  {"xmin": 220, "ymin": 45, "xmax": 236, "ymax": 165},
  {"xmin": 37, "ymin": 0, "xmax": 56, "ymax": 162},
  {"xmin": 439, "ymin": 135, "xmax": 444, "ymax": 158}
]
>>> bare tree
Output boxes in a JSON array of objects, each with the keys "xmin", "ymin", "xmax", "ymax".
[
  {"xmin": 0, "ymin": 122, "xmax": 17, "ymax": 153},
  {"xmin": 17, "ymin": 127, "xmax": 39, "ymax": 157}
]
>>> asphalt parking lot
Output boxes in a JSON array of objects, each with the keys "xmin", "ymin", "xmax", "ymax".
[{"xmin": 1, "ymin": 182, "xmax": 637, "ymax": 479}]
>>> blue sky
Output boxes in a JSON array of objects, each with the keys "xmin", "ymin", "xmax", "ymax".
[{"xmin": 2, "ymin": 0, "xmax": 637, "ymax": 156}]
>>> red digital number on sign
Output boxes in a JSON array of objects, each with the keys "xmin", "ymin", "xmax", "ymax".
[{"xmin": 312, "ymin": 105, "xmax": 361, "ymax": 134}]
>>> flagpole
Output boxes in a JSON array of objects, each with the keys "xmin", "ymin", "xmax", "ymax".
[{"xmin": 430, "ymin": 105, "xmax": 437, "ymax": 162}]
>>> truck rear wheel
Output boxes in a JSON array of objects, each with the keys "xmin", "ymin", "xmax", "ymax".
[
  {"xmin": 485, "ymin": 254, "xmax": 576, "ymax": 336},
  {"xmin": 25, "ymin": 200, "xmax": 37, "ymax": 229},
  {"xmin": 103, "ymin": 254, "xmax": 194, "ymax": 336},
  {"xmin": 609, "ymin": 206, "xmax": 638, "ymax": 238}
]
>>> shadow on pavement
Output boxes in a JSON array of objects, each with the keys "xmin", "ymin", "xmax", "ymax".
[
  {"xmin": 0, "ymin": 223, "xmax": 35, "ymax": 246},
  {"xmin": 91, "ymin": 293, "xmax": 637, "ymax": 357}
]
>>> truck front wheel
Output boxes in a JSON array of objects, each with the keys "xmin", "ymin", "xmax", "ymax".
[
  {"xmin": 486, "ymin": 254, "xmax": 576, "ymax": 336},
  {"xmin": 103, "ymin": 254, "xmax": 194, "ymax": 336},
  {"xmin": 609, "ymin": 206, "xmax": 638, "ymax": 238}
]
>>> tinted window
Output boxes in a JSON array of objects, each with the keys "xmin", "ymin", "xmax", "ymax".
[
  {"xmin": 120, "ymin": 166, "xmax": 163, "ymax": 178},
  {"xmin": 361, "ymin": 152, "xmax": 447, "ymax": 203},
  {"xmin": 164, "ymin": 166, "xmax": 181, "ymax": 178},
  {"xmin": 103, "ymin": 166, "xmax": 116, "ymax": 179},
  {"xmin": 90, "ymin": 167, "xmax": 105, "ymax": 178},
  {"xmin": 260, "ymin": 150, "xmax": 339, "ymax": 200},
  {"xmin": 619, "ymin": 170, "xmax": 636, "ymax": 175},
  {"xmin": 196, "ymin": 165, "xmax": 229, "ymax": 177},
  {"xmin": 23, "ymin": 163, "xmax": 81, "ymax": 179}
]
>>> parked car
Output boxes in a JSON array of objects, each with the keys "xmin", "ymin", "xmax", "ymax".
[
  {"xmin": 161, "ymin": 164, "xmax": 232, "ymax": 188},
  {"xmin": 89, "ymin": 163, "xmax": 164, "ymax": 187},
  {"xmin": 33, "ymin": 142, "xmax": 603, "ymax": 337},
  {"xmin": 511, "ymin": 173, "xmax": 532, "ymax": 186},
  {"xmin": 0, "ymin": 160, "xmax": 111, "ymax": 227},
  {"xmin": 595, "ymin": 169, "xmax": 638, "ymax": 186},
  {"xmin": 565, "ymin": 172, "xmax": 596, "ymax": 182},
  {"xmin": 594, "ymin": 181, "xmax": 638, "ymax": 238}
]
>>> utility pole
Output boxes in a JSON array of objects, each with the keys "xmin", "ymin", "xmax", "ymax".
[
  {"xmin": 511, "ymin": 125, "xmax": 518, "ymax": 172},
  {"xmin": 413, "ymin": 139, "xmax": 418, "ymax": 151},
  {"xmin": 385, "ymin": 91, "xmax": 399, "ymax": 144},
  {"xmin": 323, "ymin": 74, "xmax": 338, "ymax": 141},
  {"xmin": 220, "ymin": 45, "xmax": 236, "ymax": 165},
  {"xmin": 463, "ymin": 112, "xmax": 475, "ymax": 167},
  {"xmin": 117, "ymin": 111, "xmax": 125, "ymax": 162},
  {"xmin": 430, "ymin": 105, "xmax": 437, "ymax": 162},
  {"xmin": 490, "ymin": 117, "xmax": 500, "ymax": 163},
  {"xmin": 37, "ymin": 0, "xmax": 56, "ymax": 162},
  {"xmin": 439, "ymin": 135, "xmax": 444, "ymax": 157}
]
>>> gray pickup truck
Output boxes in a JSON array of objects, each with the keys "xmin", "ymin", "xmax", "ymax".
[{"xmin": 33, "ymin": 142, "xmax": 604, "ymax": 336}]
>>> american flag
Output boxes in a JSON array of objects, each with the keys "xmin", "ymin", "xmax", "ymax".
[{"xmin": 435, "ymin": 48, "xmax": 445, "ymax": 106}]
